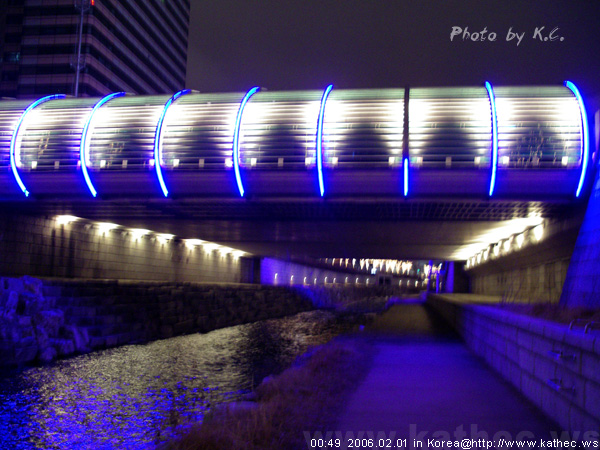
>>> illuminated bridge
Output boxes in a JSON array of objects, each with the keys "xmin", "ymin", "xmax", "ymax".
[
  {"xmin": 0, "ymin": 83, "xmax": 589, "ymax": 200},
  {"xmin": 0, "ymin": 83, "xmax": 592, "ymax": 262}
]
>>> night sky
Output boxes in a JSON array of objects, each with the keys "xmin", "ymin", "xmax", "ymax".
[{"xmin": 186, "ymin": 0, "xmax": 600, "ymax": 98}]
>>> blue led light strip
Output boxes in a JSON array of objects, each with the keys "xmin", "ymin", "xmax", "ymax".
[
  {"xmin": 484, "ymin": 81, "xmax": 499, "ymax": 197},
  {"xmin": 154, "ymin": 89, "xmax": 191, "ymax": 197},
  {"xmin": 232, "ymin": 87, "xmax": 260, "ymax": 197},
  {"xmin": 317, "ymin": 84, "xmax": 333, "ymax": 197},
  {"xmin": 564, "ymin": 81, "xmax": 589, "ymax": 198},
  {"xmin": 80, "ymin": 92, "xmax": 125, "ymax": 197},
  {"xmin": 403, "ymin": 158, "xmax": 409, "ymax": 196},
  {"xmin": 9, "ymin": 94, "xmax": 66, "ymax": 197}
]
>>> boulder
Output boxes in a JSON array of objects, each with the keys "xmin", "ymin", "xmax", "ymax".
[
  {"xmin": 0, "ymin": 318, "xmax": 21, "ymax": 342},
  {"xmin": 38, "ymin": 346, "xmax": 57, "ymax": 364},
  {"xmin": 34, "ymin": 310, "xmax": 65, "ymax": 338},
  {"xmin": 14, "ymin": 342, "xmax": 37, "ymax": 364},
  {"xmin": 62, "ymin": 325, "xmax": 89, "ymax": 352},
  {"xmin": 22, "ymin": 276, "xmax": 43, "ymax": 296},
  {"xmin": 3, "ymin": 278, "xmax": 24, "ymax": 294},
  {"xmin": 19, "ymin": 291, "xmax": 47, "ymax": 316},
  {"xmin": 3, "ymin": 291, "xmax": 19, "ymax": 315},
  {"xmin": 50, "ymin": 338, "xmax": 75, "ymax": 357},
  {"xmin": 34, "ymin": 325, "xmax": 49, "ymax": 349}
]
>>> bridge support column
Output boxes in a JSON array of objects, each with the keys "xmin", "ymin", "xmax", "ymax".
[{"xmin": 561, "ymin": 167, "xmax": 600, "ymax": 308}]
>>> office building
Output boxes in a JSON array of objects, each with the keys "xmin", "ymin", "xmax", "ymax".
[{"xmin": 0, "ymin": 0, "xmax": 190, "ymax": 98}]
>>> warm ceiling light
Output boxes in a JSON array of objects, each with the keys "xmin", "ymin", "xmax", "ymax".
[
  {"xmin": 156, "ymin": 233, "xmax": 175, "ymax": 243},
  {"xmin": 532, "ymin": 224, "xmax": 544, "ymax": 242},
  {"xmin": 96, "ymin": 222, "xmax": 119, "ymax": 234},
  {"xmin": 129, "ymin": 228, "xmax": 150, "ymax": 240},
  {"xmin": 56, "ymin": 215, "xmax": 79, "ymax": 225}
]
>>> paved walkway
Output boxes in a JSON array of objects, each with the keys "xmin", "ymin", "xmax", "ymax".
[{"xmin": 335, "ymin": 303, "xmax": 558, "ymax": 446}]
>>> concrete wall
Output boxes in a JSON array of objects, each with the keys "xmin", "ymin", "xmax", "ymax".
[
  {"xmin": 259, "ymin": 257, "xmax": 420, "ymax": 290},
  {"xmin": 260, "ymin": 257, "xmax": 377, "ymax": 287},
  {"xmin": 0, "ymin": 212, "xmax": 251, "ymax": 283},
  {"xmin": 466, "ymin": 215, "xmax": 583, "ymax": 303},
  {"xmin": 562, "ymin": 167, "xmax": 600, "ymax": 307},
  {"xmin": 429, "ymin": 295, "xmax": 600, "ymax": 436},
  {"xmin": 471, "ymin": 259, "xmax": 571, "ymax": 303}
]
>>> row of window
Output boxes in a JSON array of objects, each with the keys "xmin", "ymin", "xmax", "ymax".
[
  {"xmin": 19, "ymin": 4, "xmax": 186, "ymax": 81},
  {"xmin": 163, "ymin": 0, "xmax": 191, "ymax": 36},
  {"xmin": 133, "ymin": 0, "xmax": 189, "ymax": 50},
  {"xmin": 95, "ymin": 2, "xmax": 187, "ymax": 67},
  {"xmin": 18, "ymin": 52, "xmax": 143, "ymax": 95},
  {"xmin": 19, "ymin": 24, "xmax": 176, "ymax": 94}
]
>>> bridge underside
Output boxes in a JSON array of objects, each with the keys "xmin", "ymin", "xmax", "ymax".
[{"xmin": 2, "ymin": 197, "xmax": 582, "ymax": 261}]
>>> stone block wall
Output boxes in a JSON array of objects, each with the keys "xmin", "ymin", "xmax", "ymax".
[
  {"xmin": 428, "ymin": 295, "xmax": 600, "ymax": 436},
  {"xmin": 0, "ymin": 212, "xmax": 249, "ymax": 283},
  {"xmin": 1, "ymin": 276, "xmax": 313, "ymax": 367}
]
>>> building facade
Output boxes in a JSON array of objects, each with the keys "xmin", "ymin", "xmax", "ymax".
[{"xmin": 0, "ymin": 0, "xmax": 190, "ymax": 98}]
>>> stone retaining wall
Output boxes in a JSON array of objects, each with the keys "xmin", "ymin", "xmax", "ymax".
[
  {"xmin": 428, "ymin": 294, "xmax": 600, "ymax": 436},
  {"xmin": 0, "ymin": 276, "xmax": 313, "ymax": 368}
]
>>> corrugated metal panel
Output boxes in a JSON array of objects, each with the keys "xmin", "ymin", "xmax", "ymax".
[
  {"xmin": 409, "ymin": 87, "xmax": 491, "ymax": 169},
  {"xmin": 494, "ymin": 86, "xmax": 581, "ymax": 169},
  {"xmin": 238, "ymin": 90, "xmax": 323, "ymax": 169},
  {"xmin": 17, "ymin": 98, "xmax": 97, "ymax": 171},
  {"xmin": 323, "ymin": 89, "xmax": 405, "ymax": 168},
  {"xmin": 87, "ymin": 95, "xmax": 168, "ymax": 170},
  {"xmin": 161, "ymin": 92, "xmax": 243, "ymax": 169},
  {"xmin": 0, "ymin": 100, "xmax": 33, "ymax": 169}
]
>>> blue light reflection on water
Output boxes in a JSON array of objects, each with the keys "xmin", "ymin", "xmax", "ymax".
[{"xmin": 0, "ymin": 311, "xmax": 333, "ymax": 449}]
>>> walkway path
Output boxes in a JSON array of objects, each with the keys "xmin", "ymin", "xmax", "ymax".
[{"xmin": 335, "ymin": 302, "xmax": 558, "ymax": 447}]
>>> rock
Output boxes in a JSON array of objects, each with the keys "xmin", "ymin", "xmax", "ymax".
[
  {"xmin": 3, "ymin": 278, "xmax": 24, "ymax": 294},
  {"xmin": 21, "ymin": 291, "xmax": 48, "ymax": 316},
  {"xmin": 34, "ymin": 325, "xmax": 49, "ymax": 349},
  {"xmin": 22, "ymin": 276, "xmax": 43, "ymax": 296},
  {"xmin": 0, "ymin": 319, "xmax": 21, "ymax": 341},
  {"xmin": 18, "ymin": 316, "xmax": 32, "ymax": 327},
  {"xmin": 4, "ymin": 291, "xmax": 19, "ymax": 314},
  {"xmin": 34, "ymin": 310, "xmax": 65, "ymax": 337},
  {"xmin": 50, "ymin": 338, "xmax": 75, "ymax": 357},
  {"xmin": 14, "ymin": 342, "xmax": 37, "ymax": 363},
  {"xmin": 38, "ymin": 346, "xmax": 57, "ymax": 364},
  {"xmin": 62, "ymin": 325, "xmax": 89, "ymax": 353}
]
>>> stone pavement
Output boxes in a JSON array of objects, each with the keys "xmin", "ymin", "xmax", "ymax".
[{"xmin": 335, "ymin": 302, "xmax": 559, "ymax": 446}]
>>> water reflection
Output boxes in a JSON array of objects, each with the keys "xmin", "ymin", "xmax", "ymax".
[{"xmin": 0, "ymin": 311, "xmax": 340, "ymax": 449}]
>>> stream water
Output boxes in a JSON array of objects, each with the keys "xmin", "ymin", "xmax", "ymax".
[{"xmin": 0, "ymin": 310, "xmax": 345, "ymax": 450}]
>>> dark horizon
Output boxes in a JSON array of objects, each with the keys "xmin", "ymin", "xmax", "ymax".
[{"xmin": 186, "ymin": 0, "xmax": 600, "ymax": 98}]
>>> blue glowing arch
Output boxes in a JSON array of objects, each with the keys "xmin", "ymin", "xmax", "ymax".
[
  {"xmin": 316, "ymin": 84, "xmax": 334, "ymax": 197},
  {"xmin": 564, "ymin": 81, "xmax": 589, "ymax": 198},
  {"xmin": 80, "ymin": 92, "xmax": 125, "ymax": 197},
  {"xmin": 484, "ymin": 81, "xmax": 498, "ymax": 197},
  {"xmin": 403, "ymin": 157, "xmax": 409, "ymax": 196},
  {"xmin": 232, "ymin": 87, "xmax": 260, "ymax": 197},
  {"xmin": 154, "ymin": 89, "xmax": 192, "ymax": 197},
  {"xmin": 9, "ymin": 94, "xmax": 66, "ymax": 197}
]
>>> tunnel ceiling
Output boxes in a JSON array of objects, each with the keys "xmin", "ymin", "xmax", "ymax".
[{"xmin": 1, "ymin": 197, "xmax": 583, "ymax": 261}]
